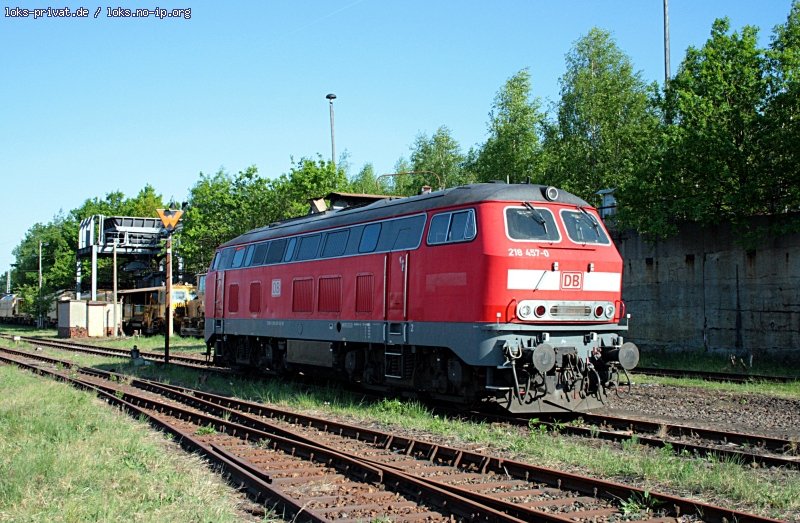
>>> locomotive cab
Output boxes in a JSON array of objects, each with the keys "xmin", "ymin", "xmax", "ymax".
[{"xmin": 477, "ymin": 187, "xmax": 638, "ymax": 412}]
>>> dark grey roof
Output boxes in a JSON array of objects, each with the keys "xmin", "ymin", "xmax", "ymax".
[{"xmin": 219, "ymin": 183, "xmax": 590, "ymax": 248}]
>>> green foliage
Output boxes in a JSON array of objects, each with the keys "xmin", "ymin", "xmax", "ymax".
[
  {"xmin": 349, "ymin": 163, "xmax": 391, "ymax": 195},
  {"xmin": 544, "ymin": 28, "xmax": 661, "ymax": 209},
  {"xmin": 179, "ymin": 157, "xmax": 349, "ymax": 274},
  {"xmin": 620, "ymin": 490, "xmax": 660, "ymax": 517},
  {"xmin": 469, "ymin": 69, "xmax": 546, "ymax": 184},
  {"xmin": 760, "ymin": 2, "xmax": 800, "ymax": 225},
  {"xmin": 392, "ymin": 126, "xmax": 471, "ymax": 195},
  {"xmin": 194, "ymin": 424, "xmax": 217, "ymax": 436},
  {"xmin": 178, "ymin": 167, "xmax": 261, "ymax": 275},
  {"xmin": 664, "ymin": 19, "xmax": 768, "ymax": 224},
  {"xmin": 272, "ymin": 155, "xmax": 350, "ymax": 219}
]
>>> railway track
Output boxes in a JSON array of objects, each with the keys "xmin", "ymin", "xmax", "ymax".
[
  {"xmin": 0, "ymin": 333, "xmax": 213, "ymax": 368},
  {"xmin": 496, "ymin": 411, "xmax": 800, "ymax": 470},
  {"xmin": 0, "ymin": 345, "xmax": 786, "ymax": 523},
  {"xmin": 6, "ymin": 334, "xmax": 800, "ymax": 471},
  {"xmin": 634, "ymin": 366, "xmax": 799, "ymax": 384}
]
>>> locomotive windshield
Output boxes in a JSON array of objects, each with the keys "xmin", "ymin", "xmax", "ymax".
[
  {"xmin": 560, "ymin": 209, "xmax": 610, "ymax": 245},
  {"xmin": 505, "ymin": 207, "xmax": 560, "ymax": 241}
]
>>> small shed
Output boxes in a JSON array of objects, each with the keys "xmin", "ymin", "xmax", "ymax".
[{"xmin": 58, "ymin": 300, "xmax": 87, "ymax": 338}]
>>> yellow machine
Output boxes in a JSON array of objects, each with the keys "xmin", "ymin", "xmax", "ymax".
[
  {"xmin": 179, "ymin": 274, "xmax": 205, "ymax": 337},
  {"xmin": 119, "ymin": 284, "xmax": 196, "ymax": 335}
]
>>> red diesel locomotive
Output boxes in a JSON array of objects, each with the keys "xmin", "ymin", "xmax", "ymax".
[{"xmin": 205, "ymin": 183, "xmax": 639, "ymax": 413}]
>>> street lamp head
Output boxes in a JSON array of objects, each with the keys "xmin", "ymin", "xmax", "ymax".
[{"xmin": 326, "ymin": 93, "xmax": 337, "ymax": 101}]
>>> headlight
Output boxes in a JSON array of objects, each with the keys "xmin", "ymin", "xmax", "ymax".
[
  {"xmin": 605, "ymin": 304, "xmax": 615, "ymax": 318},
  {"xmin": 518, "ymin": 304, "xmax": 532, "ymax": 319}
]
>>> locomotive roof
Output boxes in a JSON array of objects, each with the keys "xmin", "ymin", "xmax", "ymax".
[{"xmin": 219, "ymin": 183, "xmax": 590, "ymax": 248}]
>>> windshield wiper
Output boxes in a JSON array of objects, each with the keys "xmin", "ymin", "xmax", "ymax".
[
  {"xmin": 522, "ymin": 201, "xmax": 548, "ymax": 234},
  {"xmin": 579, "ymin": 206, "xmax": 600, "ymax": 233}
]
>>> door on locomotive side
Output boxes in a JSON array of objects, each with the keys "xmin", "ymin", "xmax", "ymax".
[
  {"xmin": 382, "ymin": 214, "xmax": 427, "ymax": 341},
  {"xmin": 213, "ymin": 271, "xmax": 225, "ymax": 320},
  {"xmin": 384, "ymin": 251, "xmax": 409, "ymax": 323}
]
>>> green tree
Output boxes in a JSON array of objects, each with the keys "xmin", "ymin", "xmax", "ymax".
[
  {"xmin": 349, "ymin": 163, "xmax": 391, "ymax": 195},
  {"xmin": 660, "ymin": 18, "xmax": 768, "ymax": 227},
  {"xmin": 469, "ymin": 69, "xmax": 546, "ymax": 184},
  {"xmin": 272, "ymin": 155, "xmax": 350, "ymax": 218},
  {"xmin": 544, "ymin": 28, "xmax": 661, "ymax": 207},
  {"xmin": 122, "ymin": 184, "xmax": 166, "ymax": 217},
  {"xmin": 179, "ymin": 169, "xmax": 240, "ymax": 275},
  {"xmin": 180, "ymin": 158, "xmax": 349, "ymax": 274},
  {"xmin": 762, "ymin": 1, "xmax": 800, "ymax": 220},
  {"xmin": 403, "ymin": 126, "xmax": 470, "ymax": 194}
]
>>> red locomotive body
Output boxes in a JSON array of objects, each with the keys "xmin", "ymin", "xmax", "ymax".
[{"xmin": 205, "ymin": 183, "xmax": 638, "ymax": 413}]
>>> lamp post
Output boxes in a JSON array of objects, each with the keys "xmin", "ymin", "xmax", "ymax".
[
  {"xmin": 663, "ymin": 0, "xmax": 670, "ymax": 85},
  {"xmin": 326, "ymin": 93, "xmax": 337, "ymax": 166},
  {"xmin": 38, "ymin": 240, "xmax": 48, "ymax": 328}
]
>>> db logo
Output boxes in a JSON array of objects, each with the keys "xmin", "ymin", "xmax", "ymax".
[{"xmin": 561, "ymin": 272, "xmax": 583, "ymax": 290}]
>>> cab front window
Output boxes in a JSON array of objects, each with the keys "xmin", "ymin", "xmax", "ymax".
[
  {"xmin": 560, "ymin": 209, "xmax": 610, "ymax": 245},
  {"xmin": 505, "ymin": 206, "xmax": 560, "ymax": 242}
]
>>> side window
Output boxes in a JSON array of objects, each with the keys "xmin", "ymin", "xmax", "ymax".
[
  {"xmin": 427, "ymin": 209, "xmax": 476, "ymax": 245},
  {"xmin": 296, "ymin": 234, "xmax": 321, "ymax": 261},
  {"xmin": 322, "ymin": 229, "xmax": 349, "ymax": 258},
  {"xmin": 359, "ymin": 223, "xmax": 381, "ymax": 253},
  {"xmin": 393, "ymin": 228, "xmax": 412, "ymax": 250},
  {"xmin": 392, "ymin": 215, "xmax": 425, "ymax": 250},
  {"xmin": 345, "ymin": 225, "xmax": 364, "ymax": 255},
  {"xmin": 284, "ymin": 237, "xmax": 297, "ymax": 262},
  {"xmin": 266, "ymin": 239, "xmax": 287, "ymax": 264},
  {"xmin": 219, "ymin": 248, "xmax": 235, "ymax": 269},
  {"xmin": 448, "ymin": 210, "xmax": 476, "ymax": 242},
  {"xmin": 427, "ymin": 214, "xmax": 450, "ymax": 245},
  {"xmin": 211, "ymin": 251, "xmax": 221, "ymax": 270},
  {"xmin": 243, "ymin": 245, "xmax": 255, "ymax": 267},
  {"xmin": 231, "ymin": 247, "xmax": 246, "ymax": 268},
  {"xmin": 251, "ymin": 242, "xmax": 269, "ymax": 266}
]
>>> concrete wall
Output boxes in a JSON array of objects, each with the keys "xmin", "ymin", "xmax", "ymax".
[{"xmin": 615, "ymin": 217, "xmax": 800, "ymax": 357}]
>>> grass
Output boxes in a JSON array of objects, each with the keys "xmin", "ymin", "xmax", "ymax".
[
  {"xmin": 632, "ymin": 372, "xmax": 800, "ymax": 399},
  {"xmin": 639, "ymin": 348, "xmax": 800, "ymax": 378},
  {"xmin": 0, "ymin": 325, "xmax": 206, "ymax": 354},
  {"xmin": 0, "ymin": 366, "xmax": 257, "ymax": 523},
  {"xmin": 634, "ymin": 348, "xmax": 800, "ymax": 398}
]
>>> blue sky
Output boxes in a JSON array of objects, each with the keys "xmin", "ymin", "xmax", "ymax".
[{"xmin": 0, "ymin": 1, "xmax": 795, "ymax": 275}]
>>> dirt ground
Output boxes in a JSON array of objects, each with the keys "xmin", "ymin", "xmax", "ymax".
[{"xmin": 601, "ymin": 381, "xmax": 800, "ymax": 439}]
